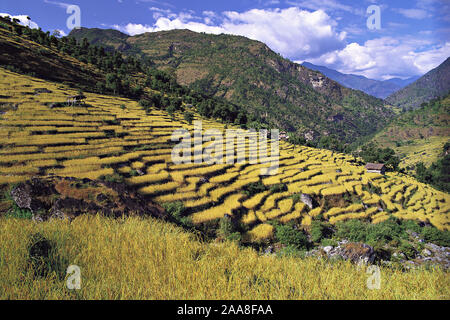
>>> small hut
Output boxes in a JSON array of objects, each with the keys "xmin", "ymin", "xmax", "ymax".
[
  {"xmin": 66, "ymin": 94, "xmax": 86, "ymax": 106},
  {"xmin": 365, "ymin": 163, "xmax": 386, "ymax": 175}
]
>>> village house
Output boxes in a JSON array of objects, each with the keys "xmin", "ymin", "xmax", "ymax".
[{"xmin": 365, "ymin": 163, "xmax": 386, "ymax": 175}]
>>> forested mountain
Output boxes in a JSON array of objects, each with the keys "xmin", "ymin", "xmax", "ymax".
[
  {"xmin": 386, "ymin": 57, "xmax": 450, "ymax": 111},
  {"xmin": 69, "ymin": 27, "xmax": 394, "ymax": 144},
  {"xmin": 302, "ymin": 62, "xmax": 419, "ymax": 99}
]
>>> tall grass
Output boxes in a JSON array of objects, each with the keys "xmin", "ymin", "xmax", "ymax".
[{"xmin": 0, "ymin": 215, "xmax": 447, "ymax": 300}]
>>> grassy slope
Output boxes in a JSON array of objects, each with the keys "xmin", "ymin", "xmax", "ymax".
[
  {"xmin": 0, "ymin": 215, "xmax": 448, "ymax": 300},
  {"xmin": 372, "ymin": 94, "xmax": 450, "ymax": 170},
  {"xmin": 69, "ymin": 28, "xmax": 394, "ymax": 143}
]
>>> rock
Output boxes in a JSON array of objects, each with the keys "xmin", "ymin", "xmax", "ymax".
[
  {"xmin": 334, "ymin": 243, "xmax": 375, "ymax": 265},
  {"xmin": 300, "ymin": 194, "xmax": 314, "ymax": 210},
  {"xmin": 200, "ymin": 176, "xmax": 209, "ymax": 183},
  {"xmin": 323, "ymin": 246, "xmax": 334, "ymax": 254},
  {"xmin": 264, "ymin": 246, "xmax": 274, "ymax": 255},
  {"xmin": 393, "ymin": 252, "xmax": 406, "ymax": 260},
  {"xmin": 9, "ymin": 177, "xmax": 167, "ymax": 222},
  {"xmin": 422, "ymin": 249, "xmax": 432, "ymax": 257}
]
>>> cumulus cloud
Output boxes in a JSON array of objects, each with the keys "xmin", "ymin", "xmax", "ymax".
[
  {"xmin": 0, "ymin": 13, "xmax": 39, "ymax": 29},
  {"xmin": 308, "ymin": 37, "xmax": 450, "ymax": 80},
  {"xmin": 114, "ymin": 7, "xmax": 347, "ymax": 60}
]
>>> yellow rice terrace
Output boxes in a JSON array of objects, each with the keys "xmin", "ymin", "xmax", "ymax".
[{"xmin": 0, "ymin": 68, "xmax": 449, "ymax": 241}]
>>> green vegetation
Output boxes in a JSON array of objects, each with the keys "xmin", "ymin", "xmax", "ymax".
[
  {"xmin": 334, "ymin": 217, "xmax": 450, "ymax": 247},
  {"xmin": 356, "ymin": 142, "xmax": 400, "ymax": 171},
  {"xmin": 415, "ymin": 143, "xmax": 450, "ymax": 193},
  {"xmin": 274, "ymin": 222, "xmax": 309, "ymax": 250},
  {"xmin": 386, "ymin": 57, "xmax": 450, "ymax": 110},
  {"xmin": 69, "ymin": 27, "xmax": 394, "ymax": 145}
]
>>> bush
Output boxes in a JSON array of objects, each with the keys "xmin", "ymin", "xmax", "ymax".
[
  {"xmin": 162, "ymin": 201, "xmax": 185, "ymax": 221},
  {"xmin": 270, "ymin": 184, "xmax": 287, "ymax": 193},
  {"xmin": 275, "ymin": 223, "xmax": 309, "ymax": 250},
  {"xmin": 398, "ymin": 241, "xmax": 417, "ymax": 260},
  {"xmin": 242, "ymin": 182, "xmax": 267, "ymax": 197},
  {"xmin": 420, "ymin": 226, "xmax": 450, "ymax": 247},
  {"xmin": 321, "ymin": 238, "xmax": 338, "ymax": 247},
  {"xmin": 335, "ymin": 219, "xmax": 367, "ymax": 243},
  {"xmin": 366, "ymin": 217, "xmax": 405, "ymax": 245},
  {"xmin": 310, "ymin": 220, "xmax": 333, "ymax": 243},
  {"xmin": 139, "ymin": 99, "xmax": 151, "ymax": 109},
  {"xmin": 183, "ymin": 111, "xmax": 194, "ymax": 124},
  {"xmin": 217, "ymin": 216, "xmax": 234, "ymax": 239}
]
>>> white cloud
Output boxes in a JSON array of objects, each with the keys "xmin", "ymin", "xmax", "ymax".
[
  {"xmin": 308, "ymin": 37, "xmax": 450, "ymax": 79},
  {"xmin": 394, "ymin": 8, "xmax": 431, "ymax": 19},
  {"xmin": 286, "ymin": 0, "xmax": 364, "ymax": 16},
  {"xmin": 54, "ymin": 29, "xmax": 67, "ymax": 37},
  {"xmin": 114, "ymin": 7, "xmax": 347, "ymax": 60},
  {"xmin": 0, "ymin": 13, "xmax": 39, "ymax": 29},
  {"xmin": 43, "ymin": 0, "xmax": 71, "ymax": 9}
]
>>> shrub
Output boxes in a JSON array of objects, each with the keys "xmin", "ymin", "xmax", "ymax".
[
  {"xmin": 398, "ymin": 241, "xmax": 417, "ymax": 260},
  {"xmin": 27, "ymin": 233, "xmax": 67, "ymax": 280},
  {"xmin": 310, "ymin": 220, "xmax": 333, "ymax": 243},
  {"xmin": 162, "ymin": 201, "xmax": 185, "ymax": 221},
  {"xmin": 217, "ymin": 215, "xmax": 234, "ymax": 239},
  {"xmin": 335, "ymin": 219, "xmax": 367, "ymax": 243},
  {"xmin": 420, "ymin": 226, "xmax": 450, "ymax": 247},
  {"xmin": 139, "ymin": 99, "xmax": 151, "ymax": 109},
  {"xmin": 366, "ymin": 217, "xmax": 405, "ymax": 245},
  {"xmin": 270, "ymin": 183, "xmax": 287, "ymax": 193},
  {"xmin": 275, "ymin": 223, "xmax": 309, "ymax": 250},
  {"xmin": 183, "ymin": 111, "xmax": 194, "ymax": 124},
  {"xmin": 242, "ymin": 182, "xmax": 267, "ymax": 197},
  {"xmin": 6, "ymin": 203, "xmax": 33, "ymax": 219},
  {"xmin": 321, "ymin": 238, "xmax": 338, "ymax": 247}
]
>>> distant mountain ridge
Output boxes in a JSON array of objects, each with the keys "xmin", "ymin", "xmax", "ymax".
[
  {"xmin": 69, "ymin": 27, "xmax": 395, "ymax": 144},
  {"xmin": 386, "ymin": 57, "xmax": 450, "ymax": 111},
  {"xmin": 302, "ymin": 62, "xmax": 420, "ymax": 99}
]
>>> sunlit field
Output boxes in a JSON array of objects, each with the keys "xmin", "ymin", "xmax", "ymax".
[
  {"xmin": 0, "ymin": 68, "xmax": 448, "ymax": 242},
  {"xmin": 0, "ymin": 215, "xmax": 448, "ymax": 300}
]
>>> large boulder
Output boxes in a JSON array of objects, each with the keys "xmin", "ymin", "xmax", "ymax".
[
  {"xmin": 327, "ymin": 242, "xmax": 376, "ymax": 265},
  {"xmin": 9, "ymin": 177, "xmax": 167, "ymax": 222},
  {"xmin": 300, "ymin": 194, "xmax": 314, "ymax": 210}
]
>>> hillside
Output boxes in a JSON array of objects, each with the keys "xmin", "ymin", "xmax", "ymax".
[
  {"xmin": 386, "ymin": 57, "xmax": 450, "ymax": 110},
  {"xmin": 372, "ymin": 94, "xmax": 450, "ymax": 170},
  {"xmin": 302, "ymin": 62, "xmax": 419, "ymax": 99},
  {"xmin": 69, "ymin": 28, "xmax": 394, "ymax": 143},
  {"xmin": 0, "ymin": 68, "xmax": 448, "ymax": 234},
  {"xmin": 0, "ymin": 20, "xmax": 450, "ymax": 299}
]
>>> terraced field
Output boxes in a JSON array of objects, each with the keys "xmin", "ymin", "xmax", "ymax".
[{"xmin": 0, "ymin": 68, "xmax": 449, "ymax": 242}]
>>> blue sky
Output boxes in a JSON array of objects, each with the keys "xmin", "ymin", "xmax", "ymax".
[{"xmin": 1, "ymin": 0, "xmax": 449, "ymax": 80}]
